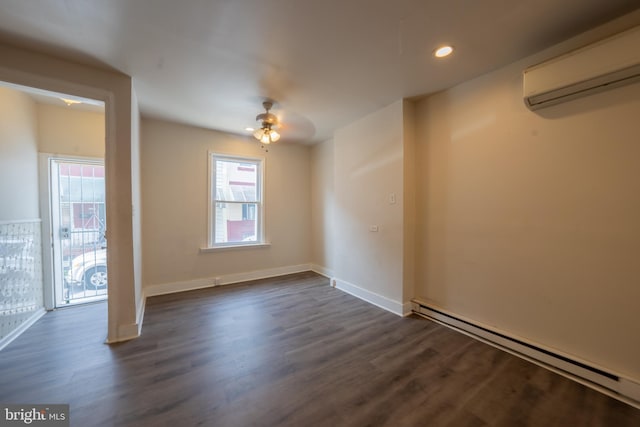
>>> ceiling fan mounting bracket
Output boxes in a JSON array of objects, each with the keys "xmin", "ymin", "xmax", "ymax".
[{"xmin": 256, "ymin": 100, "xmax": 278, "ymax": 125}]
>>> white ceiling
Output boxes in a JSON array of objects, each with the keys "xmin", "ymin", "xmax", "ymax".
[{"xmin": 0, "ymin": 0, "xmax": 638, "ymax": 144}]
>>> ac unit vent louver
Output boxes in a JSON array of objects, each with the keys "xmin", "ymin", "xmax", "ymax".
[{"xmin": 523, "ymin": 26, "xmax": 640, "ymax": 110}]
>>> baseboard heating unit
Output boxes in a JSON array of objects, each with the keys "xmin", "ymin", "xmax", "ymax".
[{"xmin": 411, "ymin": 300, "xmax": 640, "ymax": 409}]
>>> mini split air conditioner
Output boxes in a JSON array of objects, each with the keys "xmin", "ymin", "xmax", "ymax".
[{"xmin": 523, "ymin": 25, "xmax": 640, "ymax": 110}]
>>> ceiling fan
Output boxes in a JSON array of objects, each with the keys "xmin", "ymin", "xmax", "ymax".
[{"xmin": 252, "ymin": 100, "xmax": 280, "ymax": 146}]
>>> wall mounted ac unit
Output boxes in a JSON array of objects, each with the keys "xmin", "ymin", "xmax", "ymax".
[{"xmin": 523, "ymin": 26, "xmax": 640, "ymax": 110}]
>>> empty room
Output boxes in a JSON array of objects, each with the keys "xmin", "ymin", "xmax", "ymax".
[{"xmin": 1, "ymin": 1, "xmax": 639, "ymax": 426}]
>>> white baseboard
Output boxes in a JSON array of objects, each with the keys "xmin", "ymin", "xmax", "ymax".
[
  {"xmin": 144, "ymin": 264, "xmax": 313, "ymax": 298},
  {"xmin": 310, "ymin": 264, "xmax": 333, "ymax": 279},
  {"xmin": 136, "ymin": 294, "xmax": 146, "ymax": 336},
  {"xmin": 0, "ymin": 308, "xmax": 46, "ymax": 351},
  {"xmin": 103, "ymin": 298, "xmax": 144, "ymax": 344},
  {"xmin": 402, "ymin": 301, "xmax": 413, "ymax": 317},
  {"xmin": 105, "ymin": 321, "xmax": 141, "ymax": 344},
  {"xmin": 218, "ymin": 264, "xmax": 311, "ymax": 286},
  {"xmin": 620, "ymin": 377, "xmax": 640, "ymax": 404},
  {"xmin": 105, "ymin": 294, "xmax": 146, "ymax": 344},
  {"xmin": 118, "ymin": 323, "xmax": 140, "ymax": 342},
  {"xmin": 412, "ymin": 299, "xmax": 640, "ymax": 409},
  {"xmin": 333, "ymin": 278, "xmax": 404, "ymax": 317},
  {"xmin": 145, "ymin": 276, "xmax": 217, "ymax": 298}
]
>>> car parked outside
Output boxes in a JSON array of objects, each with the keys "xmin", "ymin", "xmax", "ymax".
[{"xmin": 66, "ymin": 248, "xmax": 107, "ymax": 289}]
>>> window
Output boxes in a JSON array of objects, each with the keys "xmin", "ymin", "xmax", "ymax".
[{"xmin": 209, "ymin": 154, "xmax": 264, "ymax": 247}]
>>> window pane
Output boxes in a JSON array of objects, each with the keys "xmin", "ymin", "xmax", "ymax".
[
  {"xmin": 211, "ymin": 154, "xmax": 263, "ymax": 247},
  {"xmin": 214, "ymin": 203, "xmax": 258, "ymax": 243},
  {"xmin": 215, "ymin": 160, "xmax": 258, "ymax": 202},
  {"xmin": 59, "ymin": 163, "xmax": 105, "ymax": 203}
]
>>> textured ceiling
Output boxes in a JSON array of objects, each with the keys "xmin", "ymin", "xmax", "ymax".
[{"xmin": 0, "ymin": 0, "xmax": 638, "ymax": 143}]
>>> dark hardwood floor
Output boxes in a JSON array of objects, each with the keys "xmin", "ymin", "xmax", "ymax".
[{"xmin": 1, "ymin": 271, "xmax": 639, "ymax": 426}]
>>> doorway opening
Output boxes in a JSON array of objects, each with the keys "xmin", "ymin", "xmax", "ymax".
[
  {"xmin": 0, "ymin": 81, "xmax": 107, "ymax": 311},
  {"xmin": 0, "ymin": 80, "xmax": 107, "ymax": 350},
  {"xmin": 49, "ymin": 158, "xmax": 107, "ymax": 307}
]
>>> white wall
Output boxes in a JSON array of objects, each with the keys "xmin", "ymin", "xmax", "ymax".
[
  {"xmin": 131, "ymin": 91, "xmax": 143, "ymax": 330},
  {"xmin": 141, "ymin": 118, "xmax": 311, "ymax": 291},
  {"xmin": 0, "ymin": 87, "xmax": 39, "ymax": 220},
  {"xmin": 36, "ymin": 104, "xmax": 105, "ymax": 157},
  {"xmin": 414, "ymin": 45, "xmax": 640, "ymax": 381},
  {"xmin": 0, "ymin": 86, "xmax": 44, "ymax": 346}
]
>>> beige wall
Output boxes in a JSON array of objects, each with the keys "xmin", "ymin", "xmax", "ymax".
[
  {"xmin": 330, "ymin": 100, "xmax": 410, "ymax": 312},
  {"xmin": 141, "ymin": 118, "xmax": 311, "ymax": 289},
  {"xmin": 310, "ymin": 138, "xmax": 335, "ymax": 274},
  {"xmin": 308, "ymin": 13, "xmax": 640, "ymax": 386},
  {"xmin": 414, "ymin": 53, "xmax": 640, "ymax": 381},
  {"xmin": 36, "ymin": 103, "xmax": 105, "ymax": 157},
  {"xmin": 312, "ymin": 100, "xmax": 416, "ymax": 314},
  {"xmin": 402, "ymin": 100, "xmax": 416, "ymax": 304},
  {"xmin": 0, "ymin": 87, "xmax": 39, "ymax": 220}
]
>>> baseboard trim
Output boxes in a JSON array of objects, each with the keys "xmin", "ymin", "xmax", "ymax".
[
  {"xmin": 334, "ymin": 278, "xmax": 404, "ymax": 317},
  {"xmin": 105, "ymin": 295, "xmax": 145, "ymax": 344},
  {"xmin": 310, "ymin": 264, "xmax": 333, "ymax": 279},
  {"xmin": 412, "ymin": 299, "xmax": 640, "ymax": 409},
  {"xmin": 219, "ymin": 264, "xmax": 311, "ymax": 286},
  {"xmin": 0, "ymin": 308, "xmax": 46, "ymax": 352},
  {"xmin": 144, "ymin": 264, "xmax": 313, "ymax": 298},
  {"xmin": 620, "ymin": 378, "xmax": 640, "ymax": 404},
  {"xmin": 145, "ymin": 276, "xmax": 216, "ymax": 298},
  {"xmin": 105, "ymin": 322, "xmax": 140, "ymax": 344},
  {"xmin": 136, "ymin": 294, "xmax": 146, "ymax": 336},
  {"xmin": 402, "ymin": 301, "xmax": 413, "ymax": 317}
]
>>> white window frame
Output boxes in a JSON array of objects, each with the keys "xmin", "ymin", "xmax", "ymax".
[{"xmin": 206, "ymin": 152, "xmax": 267, "ymax": 249}]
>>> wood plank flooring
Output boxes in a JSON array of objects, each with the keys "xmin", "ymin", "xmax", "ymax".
[{"xmin": 1, "ymin": 271, "xmax": 639, "ymax": 426}]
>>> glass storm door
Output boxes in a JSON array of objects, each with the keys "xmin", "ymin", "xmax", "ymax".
[{"xmin": 50, "ymin": 159, "xmax": 107, "ymax": 307}]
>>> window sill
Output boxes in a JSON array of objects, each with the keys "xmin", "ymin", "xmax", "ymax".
[{"xmin": 200, "ymin": 242, "xmax": 271, "ymax": 253}]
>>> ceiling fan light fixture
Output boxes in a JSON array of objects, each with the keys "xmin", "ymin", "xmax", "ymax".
[
  {"xmin": 253, "ymin": 126, "xmax": 280, "ymax": 144},
  {"xmin": 253, "ymin": 101, "xmax": 281, "ymax": 145},
  {"xmin": 268, "ymin": 129, "xmax": 280, "ymax": 142}
]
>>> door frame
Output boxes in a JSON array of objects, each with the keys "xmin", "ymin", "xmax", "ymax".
[{"xmin": 39, "ymin": 153, "xmax": 106, "ymax": 310}]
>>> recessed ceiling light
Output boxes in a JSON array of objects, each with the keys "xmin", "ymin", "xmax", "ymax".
[
  {"xmin": 60, "ymin": 98, "xmax": 82, "ymax": 106},
  {"xmin": 245, "ymin": 127, "xmax": 255, "ymax": 132},
  {"xmin": 434, "ymin": 45, "xmax": 454, "ymax": 58}
]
